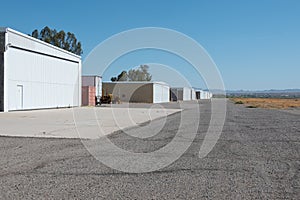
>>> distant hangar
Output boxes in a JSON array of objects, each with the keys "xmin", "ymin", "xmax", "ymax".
[
  {"xmin": 0, "ymin": 28, "xmax": 81, "ymax": 112},
  {"xmin": 101, "ymin": 82, "xmax": 212, "ymax": 104},
  {"xmin": 103, "ymin": 82, "xmax": 170, "ymax": 103}
]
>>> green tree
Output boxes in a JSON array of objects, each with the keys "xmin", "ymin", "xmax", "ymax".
[
  {"xmin": 111, "ymin": 71, "xmax": 128, "ymax": 82},
  {"xmin": 111, "ymin": 77, "xmax": 117, "ymax": 82},
  {"xmin": 128, "ymin": 65, "xmax": 152, "ymax": 81},
  {"xmin": 111, "ymin": 65, "xmax": 152, "ymax": 82},
  {"xmin": 31, "ymin": 26, "xmax": 83, "ymax": 56}
]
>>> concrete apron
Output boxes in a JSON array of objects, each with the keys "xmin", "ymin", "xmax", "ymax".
[{"xmin": 0, "ymin": 107, "xmax": 182, "ymax": 139}]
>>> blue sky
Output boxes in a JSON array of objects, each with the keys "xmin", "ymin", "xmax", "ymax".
[{"xmin": 1, "ymin": 0, "xmax": 300, "ymax": 90}]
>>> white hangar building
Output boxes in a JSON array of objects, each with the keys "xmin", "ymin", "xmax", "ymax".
[
  {"xmin": 0, "ymin": 28, "xmax": 81, "ymax": 112},
  {"xmin": 170, "ymin": 87, "xmax": 197, "ymax": 101},
  {"xmin": 195, "ymin": 90, "xmax": 213, "ymax": 100}
]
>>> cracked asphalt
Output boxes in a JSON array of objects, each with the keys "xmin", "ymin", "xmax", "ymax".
[{"xmin": 0, "ymin": 100, "xmax": 299, "ymax": 199}]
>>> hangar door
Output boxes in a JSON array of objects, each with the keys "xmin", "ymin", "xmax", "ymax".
[
  {"xmin": 153, "ymin": 84, "xmax": 169, "ymax": 103},
  {"xmin": 6, "ymin": 47, "xmax": 80, "ymax": 111}
]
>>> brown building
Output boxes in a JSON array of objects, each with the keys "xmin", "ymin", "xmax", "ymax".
[{"xmin": 102, "ymin": 82, "xmax": 170, "ymax": 103}]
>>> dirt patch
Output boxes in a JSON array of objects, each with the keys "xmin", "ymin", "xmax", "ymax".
[{"xmin": 231, "ymin": 98, "xmax": 300, "ymax": 109}]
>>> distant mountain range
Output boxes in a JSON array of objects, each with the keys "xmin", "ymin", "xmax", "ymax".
[
  {"xmin": 226, "ymin": 89, "xmax": 300, "ymax": 94},
  {"xmin": 223, "ymin": 89, "xmax": 300, "ymax": 98},
  {"xmin": 208, "ymin": 89, "xmax": 300, "ymax": 98}
]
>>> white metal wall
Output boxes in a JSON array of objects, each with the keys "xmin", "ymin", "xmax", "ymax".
[
  {"xmin": 200, "ymin": 90, "xmax": 205, "ymax": 99},
  {"xmin": 153, "ymin": 83, "xmax": 170, "ymax": 103},
  {"xmin": 183, "ymin": 87, "xmax": 191, "ymax": 101},
  {"xmin": 191, "ymin": 89, "xmax": 196, "ymax": 100},
  {"xmin": 199, "ymin": 90, "xmax": 212, "ymax": 100},
  {"xmin": 95, "ymin": 76, "xmax": 102, "ymax": 97},
  {"xmin": 3, "ymin": 28, "xmax": 81, "ymax": 111}
]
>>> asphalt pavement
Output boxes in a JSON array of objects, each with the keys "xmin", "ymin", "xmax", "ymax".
[{"xmin": 0, "ymin": 100, "xmax": 299, "ymax": 199}]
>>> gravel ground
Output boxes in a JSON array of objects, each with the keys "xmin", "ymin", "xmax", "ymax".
[{"xmin": 0, "ymin": 100, "xmax": 299, "ymax": 199}]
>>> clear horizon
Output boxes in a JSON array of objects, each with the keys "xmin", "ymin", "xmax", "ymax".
[{"xmin": 1, "ymin": 0, "xmax": 299, "ymax": 90}]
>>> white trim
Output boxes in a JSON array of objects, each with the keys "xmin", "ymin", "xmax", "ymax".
[
  {"xmin": 3, "ymin": 32, "xmax": 8, "ymax": 112},
  {"xmin": 82, "ymin": 75, "xmax": 102, "ymax": 78},
  {"xmin": 0, "ymin": 27, "xmax": 81, "ymax": 59}
]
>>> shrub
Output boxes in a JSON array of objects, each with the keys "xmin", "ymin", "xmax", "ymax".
[
  {"xmin": 246, "ymin": 105, "xmax": 257, "ymax": 108},
  {"xmin": 235, "ymin": 101, "xmax": 244, "ymax": 104}
]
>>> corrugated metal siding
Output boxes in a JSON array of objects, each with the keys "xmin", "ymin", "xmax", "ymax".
[{"xmin": 3, "ymin": 28, "xmax": 81, "ymax": 111}]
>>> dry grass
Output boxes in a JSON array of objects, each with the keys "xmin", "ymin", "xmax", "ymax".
[{"xmin": 231, "ymin": 98, "xmax": 300, "ymax": 109}]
